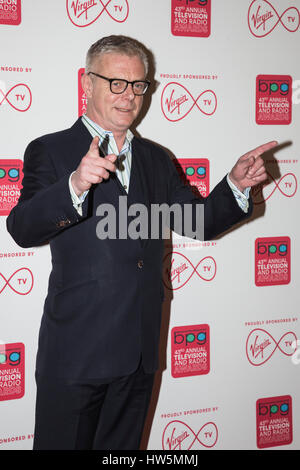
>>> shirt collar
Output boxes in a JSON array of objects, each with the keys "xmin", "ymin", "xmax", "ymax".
[{"xmin": 81, "ymin": 114, "xmax": 134, "ymax": 154}]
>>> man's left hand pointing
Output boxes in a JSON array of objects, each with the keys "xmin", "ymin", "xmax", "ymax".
[{"xmin": 229, "ymin": 141, "xmax": 278, "ymax": 193}]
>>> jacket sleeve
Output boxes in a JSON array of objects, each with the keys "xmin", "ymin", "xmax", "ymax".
[
  {"xmin": 164, "ymin": 152, "xmax": 253, "ymax": 241},
  {"xmin": 6, "ymin": 139, "xmax": 83, "ymax": 248}
]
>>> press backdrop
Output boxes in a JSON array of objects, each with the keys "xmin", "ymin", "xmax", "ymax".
[{"xmin": 0, "ymin": 0, "xmax": 299, "ymax": 450}]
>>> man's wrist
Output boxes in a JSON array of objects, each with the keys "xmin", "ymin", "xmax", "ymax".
[
  {"xmin": 228, "ymin": 172, "xmax": 247, "ymax": 194},
  {"xmin": 70, "ymin": 172, "xmax": 84, "ymax": 198},
  {"xmin": 226, "ymin": 174, "xmax": 250, "ymax": 213}
]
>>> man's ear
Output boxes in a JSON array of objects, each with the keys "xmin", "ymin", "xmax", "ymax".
[{"xmin": 81, "ymin": 72, "xmax": 93, "ymax": 98}]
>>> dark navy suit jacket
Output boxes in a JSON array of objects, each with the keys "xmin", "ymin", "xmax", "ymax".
[{"xmin": 7, "ymin": 118, "xmax": 252, "ymax": 379}]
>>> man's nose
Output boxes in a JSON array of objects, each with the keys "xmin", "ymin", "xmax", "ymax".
[{"xmin": 123, "ymin": 83, "xmax": 135, "ymax": 99}]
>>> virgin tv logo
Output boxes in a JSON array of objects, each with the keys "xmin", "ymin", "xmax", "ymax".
[
  {"xmin": 0, "ymin": 268, "xmax": 34, "ymax": 295},
  {"xmin": 163, "ymin": 251, "xmax": 216, "ymax": 290},
  {"xmin": 248, "ymin": 0, "xmax": 300, "ymax": 37},
  {"xmin": 0, "ymin": 0, "xmax": 21, "ymax": 25},
  {"xmin": 0, "ymin": 82, "xmax": 32, "ymax": 112},
  {"xmin": 246, "ymin": 328, "xmax": 297, "ymax": 366},
  {"xmin": 161, "ymin": 82, "xmax": 217, "ymax": 122},
  {"xmin": 162, "ymin": 420, "xmax": 218, "ymax": 450},
  {"xmin": 252, "ymin": 170, "xmax": 297, "ymax": 205},
  {"xmin": 66, "ymin": 0, "xmax": 129, "ymax": 27}
]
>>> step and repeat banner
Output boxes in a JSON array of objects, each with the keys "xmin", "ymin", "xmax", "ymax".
[{"xmin": 0, "ymin": 0, "xmax": 300, "ymax": 450}]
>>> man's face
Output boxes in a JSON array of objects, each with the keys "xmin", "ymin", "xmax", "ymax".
[{"xmin": 83, "ymin": 52, "xmax": 146, "ymax": 136}]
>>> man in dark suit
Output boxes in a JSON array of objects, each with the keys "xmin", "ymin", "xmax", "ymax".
[{"xmin": 6, "ymin": 35, "xmax": 277, "ymax": 450}]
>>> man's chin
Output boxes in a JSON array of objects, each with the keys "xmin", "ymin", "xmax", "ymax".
[{"xmin": 112, "ymin": 117, "xmax": 135, "ymax": 131}]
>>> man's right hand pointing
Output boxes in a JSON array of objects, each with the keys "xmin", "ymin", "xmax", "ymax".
[{"xmin": 71, "ymin": 136, "xmax": 117, "ymax": 196}]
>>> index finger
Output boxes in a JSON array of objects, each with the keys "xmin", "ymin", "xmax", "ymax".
[
  {"xmin": 89, "ymin": 136, "xmax": 100, "ymax": 152},
  {"xmin": 249, "ymin": 140, "xmax": 278, "ymax": 158}
]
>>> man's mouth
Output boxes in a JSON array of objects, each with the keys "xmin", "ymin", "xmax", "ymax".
[{"xmin": 115, "ymin": 107, "xmax": 132, "ymax": 113}]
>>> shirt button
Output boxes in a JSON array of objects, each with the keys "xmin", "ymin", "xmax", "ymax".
[
  {"xmin": 123, "ymin": 185, "xmax": 127, "ymax": 190},
  {"xmin": 137, "ymin": 260, "xmax": 144, "ymax": 269}
]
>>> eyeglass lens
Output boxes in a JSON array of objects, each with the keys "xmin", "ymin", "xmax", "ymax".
[{"xmin": 110, "ymin": 79, "xmax": 148, "ymax": 95}]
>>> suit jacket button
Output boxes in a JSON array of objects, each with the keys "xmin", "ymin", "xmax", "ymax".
[
  {"xmin": 137, "ymin": 260, "xmax": 144, "ymax": 269},
  {"xmin": 56, "ymin": 219, "xmax": 71, "ymax": 228}
]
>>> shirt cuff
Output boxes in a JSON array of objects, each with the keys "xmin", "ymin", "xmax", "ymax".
[
  {"xmin": 226, "ymin": 174, "xmax": 250, "ymax": 213},
  {"xmin": 69, "ymin": 172, "xmax": 89, "ymax": 216}
]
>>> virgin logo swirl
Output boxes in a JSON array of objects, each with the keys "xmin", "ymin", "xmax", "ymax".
[
  {"xmin": 252, "ymin": 171, "xmax": 297, "ymax": 204},
  {"xmin": 66, "ymin": 0, "xmax": 129, "ymax": 27},
  {"xmin": 0, "ymin": 268, "xmax": 34, "ymax": 295},
  {"xmin": 246, "ymin": 328, "xmax": 298, "ymax": 366},
  {"xmin": 161, "ymin": 82, "xmax": 217, "ymax": 122},
  {"xmin": 162, "ymin": 420, "xmax": 218, "ymax": 450},
  {"xmin": 0, "ymin": 84, "xmax": 32, "ymax": 112},
  {"xmin": 163, "ymin": 252, "xmax": 216, "ymax": 290},
  {"xmin": 248, "ymin": 0, "xmax": 300, "ymax": 37}
]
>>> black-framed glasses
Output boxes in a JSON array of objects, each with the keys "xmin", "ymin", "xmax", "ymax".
[{"xmin": 88, "ymin": 72, "xmax": 150, "ymax": 96}]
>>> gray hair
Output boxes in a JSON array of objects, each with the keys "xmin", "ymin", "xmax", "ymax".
[{"xmin": 85, "ymin": 35, "xmax": 149, "ymax": 75}]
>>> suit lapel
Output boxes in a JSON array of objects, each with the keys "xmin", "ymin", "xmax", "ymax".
[
  {"xmin": 67, "ymin": 118, "xmax": 93, "ymax": 170},
  {"xmin": 68, "ymin": 121, "xmax": 154, "ymax": 244},
  {"xmin": 68, "ymin": 121, "xmax": 152, "ymax": 207},
  {"xmin": 94, "ymin": 136, "xmax": 153, "ymax": 210},
  {"xmin": 96, "ymin": 137, "xmax": 154, "ymax": 246},
  {"xmin": 127, "ymin": 138, "xmax": 154, "ymax": 246},
  {"xmin": 128, "ymin": 138, "xmax": 152, "ymax": 208}
]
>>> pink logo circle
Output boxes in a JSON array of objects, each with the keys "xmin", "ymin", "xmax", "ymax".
[
  {"xmin": 248, "ymin": 0, "xmax": 300, "ymax": 37},
  {"xmin": 0, "ymin": 84, "xmax": 32, "ymax": 112},
  {"xmin": 246, "ymin": 328, "xmax": 298, "ymax": 366},
  {"xmin": 163, "ymin": 252, "xmax": 216, "ymax": 290},
  {"xmin": 0, "ymin": 268, "xmax": 34, "ymax": 295},
  {"xmin": 161, "ymin": 82, "xmax": 217, "ymax": 122},
  {"xmin": 66, "ymin": 0, "xmax": 129, "ymax": 27},
  {"xmin": 252, "ymin": 171, "xmax": 298, "ymax": 204},
  {"xmin": 162, "ymin": 420, "xmax": 218, "ymax": 450}
]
